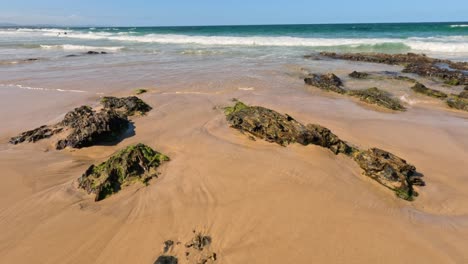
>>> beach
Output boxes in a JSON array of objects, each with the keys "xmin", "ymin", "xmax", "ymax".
[{"xmin": 0, "ymin": 23, "xmax": 468, "ymax": 263}]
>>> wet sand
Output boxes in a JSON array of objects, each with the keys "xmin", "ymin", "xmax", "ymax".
[{"xmin": 0, "ymin": 57, "xmax": 468, "ymax": 263}]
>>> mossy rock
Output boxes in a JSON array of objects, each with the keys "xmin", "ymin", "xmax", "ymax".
[
  {"xmin": 410, "ymin": 82, "xmax": 447, "ymax": 99},
  {"xmin": 348, "ymin": 87, "xmax": 406, "ymax": 111},
  {"xmin": 135, "ymin": 88, "xmax": 148, "ymax": 95},
  {"xmin": 446, "ymin": 97, "xmax": 468, "ymax": 112},
  {"xmin": 79, "ymin": 143, "xmax": 169, "ymax": 201}
]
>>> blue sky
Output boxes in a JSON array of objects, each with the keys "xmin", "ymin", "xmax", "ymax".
[{"xmin": 0, "ymin": 0, "xmax": 467, "ymax": 26}]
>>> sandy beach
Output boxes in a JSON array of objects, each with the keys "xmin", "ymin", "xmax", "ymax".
[{"xmin": 1, "ymin": 45, "xmax": 468, "ymax": 264}]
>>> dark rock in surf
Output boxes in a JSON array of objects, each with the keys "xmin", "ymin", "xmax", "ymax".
[
  {"xmin": 304, "ymin": 73, "xmax": 346, "ymax": 94},
  {"xmin": 349, "ymin": 71, "xmax": 369, "ymax": 79},
  {"xmin": 348, "ymin": 87, "xmax": 406, "ymax": 111},
  {"xmin": 410, "ymin": 82, "xmax": 448, "ymax": 99}
]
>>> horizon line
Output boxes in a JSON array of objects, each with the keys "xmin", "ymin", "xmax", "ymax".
[{"xmin": 1, "ymin": 20, "xmax": 467, "ymax": 28}]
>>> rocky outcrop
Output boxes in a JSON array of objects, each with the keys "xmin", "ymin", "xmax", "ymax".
[
  {"xmin": 349, "ymin": 71, "xmax": 369, "ymax": 79},
  {"xmin": 410, "ymin": 82, "xmax": 448, "ymax": 99},
  {"xmin": 304, "ymin": 73, "xmax": 346, "ymax": 94},
  {"xmin": 354, "ymin": 148, "xmax": 423, "ymax": 200},
  {"xmin": 100, "ymin": 96, "xmax": 152, "ymax": 116},
  {"xmin": 79, "ymin": 143, "xmax": 169, "ymax": 201},
  {"xmin": 87, "ymin": 51, "xmax": 108, "ymax": 55},
  {"xmin": 9, "ymin": 125, "xmax": 63, "ymax": 145},
  {"xmin": 10, "ymin": 106, "xmax": 129, "ymax": 149},
  {"xmin": 348, "ymin": 87, "xmax": 406, "ymax": 111},
  {"xmin": 56, "ymin": 106, "xmax": 129, "ymax": 150},
  {"xmin": 314, "ymin": 52, "xmax": 468, "ymax": 85},
  {"xmin": 224, "ymin": 100, "xmax": 355, "ymax": 155},
  {"xmin": 224, "ymin": 101, "xmax": 424, "ymax": 200},
  {"xmin": 10, "ymin": 96, "xmax": 152, "ymax": 149},
  {"xmin": 402, "ymin": 63, "xmax": 467, "ymax": 86},
  {"xmin": 304, "ymin": 73, "xmax": 406, "ymax": 111}
]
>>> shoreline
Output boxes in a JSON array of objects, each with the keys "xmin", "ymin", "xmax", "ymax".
[{"xmin": 0, "ymin": 51, "xmax": 467, "ymax": 263}]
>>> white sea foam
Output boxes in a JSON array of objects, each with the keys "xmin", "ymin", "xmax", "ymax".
[
  {"xmin": 40, "ymin": 44, "xmax": 123, "ymax": 51},
  {"xmin": 238, "ymin": 87, "xmax": 255, "ymax": 91},
  {"xmin": 399, "ymin": 94, "xmax": 418, "ymax": 105},
  {"xmin": 44, "ymin": 31, "xmax": 468, "ymax": 53},
  {"xmin": 0, "ymin": 84, "xmax": 86, "ymax": 93},
  {"xmin": 450, "ymin": 24, "xmax": 468, "ymax": 28}
]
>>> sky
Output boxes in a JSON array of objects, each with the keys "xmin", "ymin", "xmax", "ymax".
[{"xmin": 0, "ymin": 0, "xmax": 467, "ymax": 26}]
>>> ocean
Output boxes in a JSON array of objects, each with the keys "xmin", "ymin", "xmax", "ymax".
[{"xmin": 1, "ymin": 22, "xmax": 468, "ymax": 59}]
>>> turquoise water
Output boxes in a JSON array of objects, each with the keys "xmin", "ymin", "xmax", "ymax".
[{"xmin": 0, "ymin": 22, "xmax": 467, "ymax": 58}]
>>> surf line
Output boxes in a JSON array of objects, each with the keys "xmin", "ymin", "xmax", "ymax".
[{"xmin": 0, "ymin": 83, "xmax": 87, "ymax": 93}]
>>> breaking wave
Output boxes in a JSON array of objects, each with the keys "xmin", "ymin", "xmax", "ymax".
[{"xmin": 40, "ymin": 44, "xmax": 123, "ymax": 51}]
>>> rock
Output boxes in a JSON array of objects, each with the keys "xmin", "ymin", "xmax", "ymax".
[
  {"xmin": 185, "ymin": 233, "xmax": 212, "ymax": 251},
  {"xmin": 349, "ymin": 71, "xmax": 369, "ymax": 79},
  {"xmin": 100, "ymin": 96, "xmax": 152, "ymax": 116},
  {"xmin": 10, "ymin": 105, "xmax": 129, "ymax": 149},
  {"xmin": 78, "ymin": 143, "xmax": 169, "ymax": 201},
  {"xmin": 354, "ymin": 148, "xmax": 423, "ymax": 200},
  {"xmin": 86, "ymin": 51, "xmax": 107, "ymax": 55},
  {"xmin": 315, "ymin": 52, "xmax": 468, "ymax": 85},
  {"xmin": 224, "ymin": 101, "xmax": 355, "ymax": 155},
  {"xmin": 348, "ymin": 87, "xmax": 406, "ymax": 111},
  {"xmin": 56, "ymin": 106, "xmax": 129, "ymax": 150},
  {"xmin": 163, "ymin": 240, "xmax": 175, "ymax": 253},
  {"xmin": 9, "ymin": 125, "xmax": 63, "ymax": 145},
  {"xmin": 457, "ymin": 87, "xmax": 468, "ymax": 99},
  {"xmin": 304, "ymin": 73, "xmax": 346, "ymax": 94},
  {"xmin": 135, "ymin": 88, "xmax": 148, "ymax": 95},
  {"xmin": 224, "ymin": 101, "xmax": 424, "ymax": 200},
  {"xmin": 410, "ymin": 82, "xmax": 447, "ymax": 99},
  {"xmin": 446, "ymin": 97, "xmax": 468, "ymax": 111},
  {"xmin": 154, "ymin": 256, "xmax": 178, "ymax": 264},
  {"xmin": 403, "ymin": 63, "xmax": 467, "ymax": 86}
]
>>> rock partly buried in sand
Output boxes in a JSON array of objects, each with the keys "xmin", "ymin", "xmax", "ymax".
[
  {"xmin": 348, "ymin": 87, "xmax": 406, "ymax": 111},
  {"xmin": 79, "ymin": 143, "xmax": 169, "ymax": 201},
  {"xmin": 315, "ymin": 52, "xmax": 468, "ymax": 85},
  {"xmin": 349, "ymin": 71, "xmax": 369, "ymax": 79},
  {"xmin": 446, "ymin": 97, "xmax": 468, "ymax": 111},
  {"xmin": 56, "ymin": 106, "xmax": 129, "ymax": 150},
  {"xmin": 154, "ymin": 256, "xmax": 178, "ymax": 264},
  {"xmin": 155, "ymin": 231, "xmax": 217, "ymax": 264},
  {"xmin": 100, "ymin": 96, "xmax": 152, "ymax": 116},
  {"xmin": 304, "ymin": 73, "xmax": 346, "ymax": 94},
  {"xmin": 459, "ymin": 86, "xmax": 468, "ymax": 99},
  {"xmin": 9, "ymin": 125, "xmax": 63, "ymax": 145},
  {"xmin": 410, "ymin": 82, "xmax": 448, "ymax": 99},
  {"xmin": 224, "ymin": 100, "xmax": 355, "ymax": 155},
  {"xmin": 224, "ymin": 101, "xmax": 424, "ymax": 200},
  {"xmin": 355, "ymin": 148, "xmax": 424, "ymax": 200},
  {"xmin": 10, "ymin": 105, "xmax": 129, "ymax": 150}
]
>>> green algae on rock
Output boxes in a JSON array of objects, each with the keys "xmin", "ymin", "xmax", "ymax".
[
  {"xmin": 304, "ymin": 73, "xmax": 346, "ymax": 94},
  {"xmin": 100, "ymin": 96, "xmax": 152, "ymax": 116},
  {"xmin": 224, "ymin": 101, "xmax": 424, "ymax": 200},
  {"xmin": 79, "ymin": 143, "xmax": 169, "ymax": 201},
  {"xmin": 410, "ymin": 82, "xmax": 448, "ymax": 99},
  {"xmin": 349, "ymin": 71, "xmax": 369, "ymax": 79},
  {"xmin": 225, "ymin": 101, "xmax": 355, "ymax": 154},
  {"xmin": 135, "ymin": 88, "xmax": 148, "ymax": 95},
  {"xmin": 446, "ymin": 97, "xmax": 468, "ymax": 112},
  {"xmin": 348, "ymin": 87, "xmax": 406, "ymax": 111}
]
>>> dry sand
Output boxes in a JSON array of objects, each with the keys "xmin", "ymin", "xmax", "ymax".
[{"xmin": 0, "ymin": 61, "xmax": 468, "ymax": 264}]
